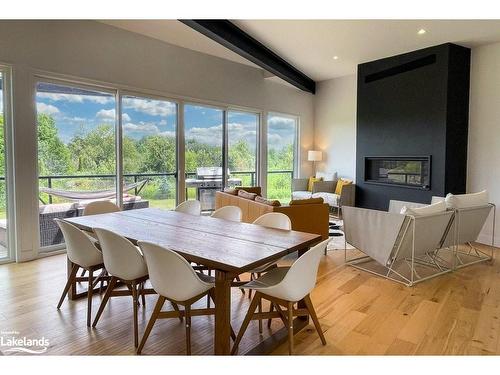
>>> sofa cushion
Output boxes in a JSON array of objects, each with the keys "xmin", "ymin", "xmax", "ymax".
[
  {"xmin": 292, "ymin": 191, "xmax": 312, "ymax": 200},
  {"xmin": 237, "ymin": 190, "xmax": 257, "ymax": 200},
  {"xmin": 235, "ymin": 186, "xmax": 262, "ymax": 196},
  {"xmin": 312, "ymin": 192, "xmax": 339, "ymax": 207},
  {"xmin": 401, "ymin": 200, "xmax": 446, "ymax": 216},
  {"xmin": 335, "ymin": 178, "xmax": 352, "ymax": 194},
  {"xmin": 316, "ymin": 171, "xmax": 338, "ymax": 181},
  {"xmin": 445, "ymin": 190, "xmax": 489, "ymax": 209},
  {"xmin": 223, "ymin": 187, "xmax": 238, "ymax": 195},
  {"xmin": 289, "ymin": 197, "xmax": 324, "ymax": 205},
  {"xmin": 307, "ymin": 177, "xmax": 322, "ymax": 191},
  {"xmin": 255, "ymin": 196, "xmax": 281, "ymax": 207}
]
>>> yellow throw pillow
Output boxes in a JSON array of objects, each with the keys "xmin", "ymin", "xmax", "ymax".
[
  {"xmin": 307, "ymin": 176, "xmax": 323, "ymax": 191},
  {"xmin": 335, "ymin": 178, "xmax": 352, "ymax": 195}
]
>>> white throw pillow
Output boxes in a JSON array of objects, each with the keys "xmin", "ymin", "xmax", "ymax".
[
  {"xmin": 445, "ymin": 190, "xmax": 489, "ymax": 209},
  {"xmin": 315, "ymin": 171, "xmax": 338, "ymax": 181},
  {"xmin": 400, "ymin": 200, "xmax": 446, "ymax": 216}
]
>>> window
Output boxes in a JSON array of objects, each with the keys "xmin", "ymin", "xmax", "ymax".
[
  {"xmin": 266, "ymin": 113, "xmax": 298, "ymax": 203},
  {"xmin": 227, "ymin": 110, "xmax": 259, "ymax": 187},
  {"xmin": 121, "ymin": 95, "xmax": 178, "ymax": 210},
  {"xmin": 184, "ymin": 104, "xmax": 224, "ymax": 211},
  {"xmin": 0, "ymin": 70, "xmax": 10, "ymax": 261},
  {"xmin": 36, "ymin": 82, "xmax": 116, "ymax": 249}
]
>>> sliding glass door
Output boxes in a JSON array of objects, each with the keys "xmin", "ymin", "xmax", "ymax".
[
  {"xmin": 266, "ymin": 113, "xmax": 298, "ymax": 203},
  {"xmin": 0, "ymin": 70, "xmax": 10, "ymax": 262},
  {"xmin": 36, "ymin": 81, "xmax": 116, "ymax": 249},
  {"xmin": 184, "ymin": 104, "xmax": 224, "ymax": 211},
  {"xmin": 121, "ymin": 95, "xmax": 178, "ymax": 210},
  {"xmin": 227, "ymin": 110, "xmax": 259, "ymax": 187}
]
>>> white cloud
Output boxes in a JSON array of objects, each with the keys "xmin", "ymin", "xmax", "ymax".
[
  {"xmin": 185, "ymin": 124, "xmax": 223, "ymax": 146},
  {"xmin": 123, "ymin": 122, "xmax": 160, "ymax": 134},
  {"xmin": 37, "ymin": 92, "xmax": 112, "ymax": 104},
  {"xmin": 95, "ymin": 109, "xmax": 130, "ymax": 123},
  {"xmin": 267, "ymin": 116, "xmax": 296, "ymax": 130},
  {"xmin": 123, "ymin": 98, "xmax": 176, "ymax": 117},
  {"xmin": 37, "ymin": 102, "xmax": 60, "ymax": 116}
]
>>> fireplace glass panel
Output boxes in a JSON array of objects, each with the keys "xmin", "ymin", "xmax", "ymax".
[{"xmin": 365, "ymin": 157, "xmax": 430, "ymax": 189}]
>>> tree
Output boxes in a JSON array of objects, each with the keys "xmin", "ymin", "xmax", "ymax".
[
  {"xmin": 137, "ymin": 135, "xmax": 176, "ymax": 173},
  {"xmin": 37, "ymin": 114, "xmax": 72, "ymax": 175}
]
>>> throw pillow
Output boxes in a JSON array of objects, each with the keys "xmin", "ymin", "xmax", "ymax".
[
  {"xmin": 307, "ymin": 176, "xmax": 323, "ymax": 192},
  {"xmin": 445, "ymin": 190, "xmax": 488, "ymax": 209},
  {"xmin": 255, "ymin": 196, "xmax": 281, "ymax": 206},
  {"xmin": 237, "ymin": 190, "xmax": 257, "ymax": 200},
  {"xmin": 334, "ymin": 178, "xmax": 352, "ymax": 195},
  {"xmin": 401, "ymin": 200, "xmax": 446, "ymax": 216},
  {"xmin": 223, "ymin": 187, "xmax": 238, "ymax": 195}
]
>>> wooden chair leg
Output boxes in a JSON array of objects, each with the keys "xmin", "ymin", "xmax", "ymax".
[
  {"xmin": 171, "ymin": 302, "xmax": 184, "ymax": 322},
  {"xmin": 92, "ymin": 276, "xmax": 117, "ymax": 327},
  {"xmin": 287, "ymin": 301, "xmax": 294, "ymax": 355},
  {"xmin": 267, "ymin": 302, "xmax": 274, "ymax": 329},
  {"xmin": 137, "ymin": 295, "xmax": 165, "ymax": 354},
  {"xmin": 231, "ymin": 292, "xmax": 261, "ymax": 355},
  {"xmin": 132, "ymin": 282, "xmax": 139, "ymax": 348},
  {"xmin": 57, "ymin": 263, "xmax": 79, "ymax": 309},
  {"xmin": 258, "ymin": 296, "xmax": 263, "ymax": 333},
  {"xmin": 235, "ymin": 275, "xmax": 245, "ymax": 295},
  {"xmin": 80, "ymin": 269, "xmax": 86, "ymax": 277},
  {"xmin": 303, "ymin": 294, "xmax": 326, "ymax": 345},
  {"xmin": 140, "ymin": 282, "xmax": 146, "ymax": 307},
  {"xmin": 185, "ymin": 305, "xmax": 191, "ymax": 355},
  {"xmin": 87, "ymin": 269, "xmax": 94, "ymax": 327}
]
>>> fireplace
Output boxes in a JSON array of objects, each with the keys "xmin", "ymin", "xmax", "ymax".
[{"xmin": 364, "ymin": 156, "xmax": 431, "ymax": 190}]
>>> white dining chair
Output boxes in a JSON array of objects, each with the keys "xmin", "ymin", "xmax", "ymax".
[
  {"xmin": 231, "ymin": 239, "xmax": 329, "ymax": 355},
  {"xmin": 92, "ymin": 228, "xmax": 152, "ymax": 348},
  {"xmin": 247, "ymin": 212, "xmax": 293, "ymax": 332},
  {"xmin": 175, "ymin": 200, "xmax": 202, "ymax": 216},
  {"xmin": 211, "ymin": 205, "xmax": 242, "ymax": 222},
  {"xmin": 55, "ymin": 219, "xmax": 106, "ymax": 327},
  {"xmin": 137, "ymin": 241, "xmax": 235, "ymax": 355},
  {"xmin": 83, "ymin": 201, "xmax": 121, "ymax": 216}
]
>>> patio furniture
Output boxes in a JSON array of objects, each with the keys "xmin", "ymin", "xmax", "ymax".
[
  {"xmin": 83, "ymin": 201, "xmax": 121, "ymax": 216},
  {"xmin": 55, "ymin": 219, "xmax": 106, "ymax": 327},
  {"xmin": 343, "ymin": 204, "xmax": 455, "ymax": 286},
  {"xmin": 231, "ymin": 239, "xmax": 329, "ymax": 355}
]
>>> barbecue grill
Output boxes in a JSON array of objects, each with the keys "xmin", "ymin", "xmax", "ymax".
[{"xmin": 185, "ymin": 167, "xmax": 242, "ymax": 211}]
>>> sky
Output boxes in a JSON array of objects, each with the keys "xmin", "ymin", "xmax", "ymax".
[{"xmin": 34, "ymin": 82, "xmax": 297, "ymax": 151}]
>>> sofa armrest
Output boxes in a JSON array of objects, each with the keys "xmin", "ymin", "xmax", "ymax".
[
  {"xmin": 340, "ymin": 184, "xmax": 355, "ymax": 207},
  {"xmin": 312, "ymin": 180, "xmax": 335, "ymax": 194},
  {"xmin": 292, "ymin": 178, "xmax": 308, "ymax": 192}
]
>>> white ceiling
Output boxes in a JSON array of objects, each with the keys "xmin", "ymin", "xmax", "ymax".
[{"xmin": 103, "ymin": 20, "xmax": 500, "ymax": 82}]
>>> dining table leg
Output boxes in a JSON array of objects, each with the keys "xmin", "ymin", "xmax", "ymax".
[{"xmin": 214, "ymin": 269, "xmax": 232, "ymax": 355}]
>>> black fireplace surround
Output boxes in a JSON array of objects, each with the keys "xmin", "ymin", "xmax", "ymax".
[{"xmin": 356, "ymin": 43, "xmax": 470, "ymax": 210}]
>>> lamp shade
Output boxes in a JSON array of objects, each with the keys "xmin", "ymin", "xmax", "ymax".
[{"xmin": 308, "ymin": 150, "xmax": 322, "ymax": 162}]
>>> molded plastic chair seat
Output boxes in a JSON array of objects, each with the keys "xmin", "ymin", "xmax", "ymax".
[
  {"xmin": 175, "ymin": 200, "xmax": 201, "ymax": 216},
  {"xmin": 241, "ymin": 267, "xmax": 290, "ymax": 291},
  {"xmin": 55, "ymin": 219, "xmax": 107, "ymax": 327},
  {"xmin": 211, "ymin": 206, "xmax": 242, "ymax": 222},
  {"xmin": 83, "ymin": 201, "xmax": 121, "ymax": 216}
]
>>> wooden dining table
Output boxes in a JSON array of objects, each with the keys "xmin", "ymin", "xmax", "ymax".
[{"xmin": 64, "ymin": 207, "xmax": 321, "ymax": 355}]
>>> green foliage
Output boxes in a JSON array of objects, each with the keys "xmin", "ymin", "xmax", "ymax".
[{"xmin": 0, "ymin": 113, "xmax": 295, "ymax": 216}]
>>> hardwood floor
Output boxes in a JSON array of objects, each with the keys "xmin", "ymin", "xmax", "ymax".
[{"xmin": 0, "ymin": 245, "xmax": 499, "ymax": 355}]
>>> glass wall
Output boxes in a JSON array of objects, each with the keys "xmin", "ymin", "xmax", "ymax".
[
  {"xmin": 184, "ymin": 104, "xmax": 224, "ymax": 211},
  {"xmin": 0, "ymin": 72, "xmax": 9, "ymax": 261},
  {"xmin": 36, "ymin": 82, "xmax": 116, "ymax": 249},
  {"xmin": 227, "ymin": 110, "xmax": 258, "ymax": 187},
  {"xmin": 121, "ymin": 95, "xmax": 178, "ymax": 210},
  {"xmin": 266, "ymin": 113, "xmax": 298, "ymax": 203}
]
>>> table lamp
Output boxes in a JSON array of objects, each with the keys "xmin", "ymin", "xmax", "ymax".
[{"xmin": 308, "ymin": 150, "xmax": 322, "ymax": 176}]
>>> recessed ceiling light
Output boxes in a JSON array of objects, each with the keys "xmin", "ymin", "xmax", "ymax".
[
  {"xmin": 333, "ymin": 56, "xmax": 339, "ymax": 60},
  {"xmin": 417, "ymin": 29, "xmax": 426, "ymax": 35}
]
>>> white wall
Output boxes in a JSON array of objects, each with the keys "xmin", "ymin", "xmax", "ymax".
[
  {"xmin": 0, "ymin": 20, "xmax": 315, "ymax": 261},
  {"xmin": 313, "ymin": 75, "xmax": 357, "ymax": 180},
  {"xmin": 468, "ymin": 42, "xmax": 500, "ymax": 246}
]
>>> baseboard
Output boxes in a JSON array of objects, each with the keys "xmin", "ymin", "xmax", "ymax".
[{"xmin": 476, "ymin": 233, "xmax": 500, "ymax": 248}]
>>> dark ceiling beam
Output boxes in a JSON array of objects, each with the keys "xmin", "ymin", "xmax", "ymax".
[{"xmin": 180, "ymin": 20, "xmax": 316, "ymax": 94}]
